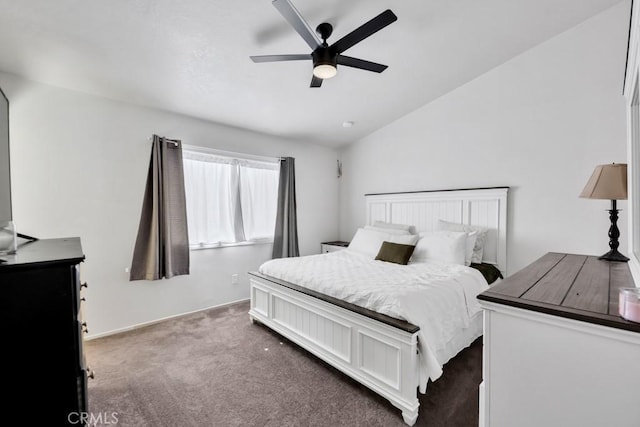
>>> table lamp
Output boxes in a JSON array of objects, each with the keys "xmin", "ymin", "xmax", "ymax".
[{"xmin": 579, "ymin": 163, "xmax": 629, "ymax": 262}]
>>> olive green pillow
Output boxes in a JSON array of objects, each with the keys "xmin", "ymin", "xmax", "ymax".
[{"xmin": 375, "ymin": 241, "xmax": 416, "ymax": 265}]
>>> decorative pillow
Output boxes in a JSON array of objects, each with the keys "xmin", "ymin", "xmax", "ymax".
[
  {"xmin": 364, "ymin": 225, "xmax": 411, "ymax": 235},
  {"xmin": 437, "ymin": 219, "xmax": 488, "ymax": 264},
  {"xmin": 469, "ymin": 262, "xmax": 504, "ymax": 285},
  {"xmin": 411, "ymin": 230, "xmax": 468, "ymax": 265},
  {"xmin": 375, "ymin": 241, "xmax": 416, "ymax": 265}
]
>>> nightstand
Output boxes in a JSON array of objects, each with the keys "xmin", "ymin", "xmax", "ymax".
[{"xmin": 320, "ymin": 241, "xmax": 350, "ymax": 253}]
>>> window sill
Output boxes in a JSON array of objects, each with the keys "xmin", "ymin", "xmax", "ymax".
[{"xmin": 189, "ymin": 240, "xmax": 273, "ymax": 251}]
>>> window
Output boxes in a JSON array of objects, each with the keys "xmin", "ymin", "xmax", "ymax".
[{"xmin": 182, "ymin": 147, "xmax": 279, "ymax": 249}]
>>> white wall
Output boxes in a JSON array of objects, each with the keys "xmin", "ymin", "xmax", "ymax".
[
  {"xmin": 0, "ymin": 71, "xmax": 339, "ymax": 337},
  {"xmin": 339, "ymin": 3, "xmax": 630, "ymax": 275}
]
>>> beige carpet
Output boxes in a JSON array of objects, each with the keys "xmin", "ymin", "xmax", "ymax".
[{"xmin": 85, "ymin": 301, "xmax": 481, "ymax": 426}]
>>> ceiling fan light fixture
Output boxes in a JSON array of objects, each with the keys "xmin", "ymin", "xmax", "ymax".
[
  {"xmin": 250, "ymin": 0, "xmax": 397, "ymax": 88},
  {"xmin": 313, "ymin": 64, "xmax": 337, "ymax": 79}
]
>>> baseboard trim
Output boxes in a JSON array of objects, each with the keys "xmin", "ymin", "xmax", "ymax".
[{"xmin": 85, "ymin": 298, "xmax": 250, "ymax": 340}]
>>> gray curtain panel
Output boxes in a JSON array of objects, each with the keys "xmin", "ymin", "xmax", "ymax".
[
  {"xmin": 130, "ymin": 135, "xmax": 190, "ymax": 281},
  {"xmin": 272, "ymin": 157, "xmax": 299, "ymax": 258}
]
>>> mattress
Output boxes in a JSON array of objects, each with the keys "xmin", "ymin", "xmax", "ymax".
[{"xmin": 258, "ymin": 249, "xmax": 490, "ymax": 391}]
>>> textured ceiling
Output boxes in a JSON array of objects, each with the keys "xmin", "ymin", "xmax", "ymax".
[{"xmin": 0, "ymin": 0, "xmax": 625, "ymax": 147}]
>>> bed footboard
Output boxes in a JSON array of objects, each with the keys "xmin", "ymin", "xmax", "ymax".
[{"xmin": 249, "ymin": 273, "xmax": 420, "ymax": 425}]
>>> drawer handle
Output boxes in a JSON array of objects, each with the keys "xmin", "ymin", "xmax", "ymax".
[
  {"xmin": 82, "ymin": 322, "xmax": 88, "ymax": 334},
  {"xmin": 88, "ymin": 370, "xmax": 95, "ymax": 380},
  {"xmin": 81, "ymin": 297, "xmax": 86, "ymax": 302},
  {"xmin": 81, "ymin": 282, "xmax": 88, "ymax": 289}
]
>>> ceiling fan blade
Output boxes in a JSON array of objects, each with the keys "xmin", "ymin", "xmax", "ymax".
[
  {"xmin": 330, "ymin": 9, "xmax": 397, "ymax": 54},
  {"xmin": 272, "ymin": 0, "xmax": 322, "ymax": 50},
  {"xmin": 337, "ymin": 55, "xmax": 388, "ymax": 73},
  {"xmin": 250, "ymin": 54, "xmax": 311, "ymax": 63},
  {"xmin": 310, "ymin": 75, "xmax": 323, "ymax": 88}
]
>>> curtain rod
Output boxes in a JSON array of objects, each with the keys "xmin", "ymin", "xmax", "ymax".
[
  {"xmin": 153, "ymin": 139, "xmax": 291, "ymax": 161},
  {"xmin": 182, "ymin": 144, "xmax": 280, "ymax": 164},
  {"xmin": 148, "ymin": 135, "xmax": 180, "ymax": 147}
]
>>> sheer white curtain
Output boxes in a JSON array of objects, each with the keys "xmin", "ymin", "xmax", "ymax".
[
  {"xmin": 239, "ymin": 160, "xmax": 279, "ymax": 241},
  {"xmin": 183, "ymin": 150, "xmax": 279, "ymax": 248}
]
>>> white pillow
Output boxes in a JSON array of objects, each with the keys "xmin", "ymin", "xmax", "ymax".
[
  {"xmin": 387, "ymin": 233, "xmax": 419, "ymax": 246},
  {"xmin": 411, "ymin": 230, "xmax": 468, "ymax": 265},
  {"xmin": 464, "ymin": 231, "xmax": 479, "ymax": 266},
  {"xmin": 364, "ymin": 225, "xmax": 411, "ymax": 235},
  {"xmin": 437, "ymin": 219, "xmax": 488, "ymax": 264},
  {"xmin": 348, "ymin": 228, "xmax": 388, "ymax": 258},
  {"xmin": 349, "ymin": 228, "xmax": 418, "ymax": 258},
  {"xmin": 372, "ymin": 221, "xmax": 414, "ymax": 233}
]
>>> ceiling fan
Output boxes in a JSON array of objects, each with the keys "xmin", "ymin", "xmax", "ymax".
[{"xmin": 250, "ymin": 0, "xmax": 397, "ymax": 88}]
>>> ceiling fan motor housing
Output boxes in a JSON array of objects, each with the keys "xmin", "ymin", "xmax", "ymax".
[
  {"xmin": 312, "ymin": 47, "xmax": 336, "ymax": 68},
  {"xmin": 313, "ymin": 22, "xmax": 336, "ymax": 69},
  {"xmin": 311, "ymin": 47, "xmax": 338, "ymax": 79}
]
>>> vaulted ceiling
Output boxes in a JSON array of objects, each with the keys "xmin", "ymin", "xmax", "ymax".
[{"xmin": 0, "ymin": 0, "xmax": 625, "ymax": 146}]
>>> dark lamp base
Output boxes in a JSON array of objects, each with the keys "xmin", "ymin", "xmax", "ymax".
[
  {"xmin": 599, "ymin": 202, "xmax": 629, "ymax": 262},
  {"xmin": 599, "ymin": 249, "xmax": 630, "ymax": 262}
]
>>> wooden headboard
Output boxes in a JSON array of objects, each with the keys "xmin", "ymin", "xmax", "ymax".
[{"xmin": 365, "ymin": 187, "xmax": 509, "ymax": 276}]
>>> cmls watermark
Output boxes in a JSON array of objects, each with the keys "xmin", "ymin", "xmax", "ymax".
[{"xmin": 68, "ymin": 412, "xmax": 119, "ymax": 426}]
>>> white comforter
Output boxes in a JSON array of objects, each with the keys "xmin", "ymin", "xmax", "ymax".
[{"xmin": 258, "ymin": 249, "xmax": 489, "ymax": 391}]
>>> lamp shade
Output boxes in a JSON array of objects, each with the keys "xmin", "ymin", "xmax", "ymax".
[{"xmin": 579, "ymin": 163, "xmax": 628, "ymax": 200}]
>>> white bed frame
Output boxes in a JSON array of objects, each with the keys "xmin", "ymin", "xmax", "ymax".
[{"xmin": 249, "ymin": 187, "xmax": 508, "ymax": 425}]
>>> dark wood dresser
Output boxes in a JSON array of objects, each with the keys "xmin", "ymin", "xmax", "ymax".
[
  {"xmin": 3, "ymin": 238, "xmax": 88, "ymax": 425},
  {"xmin": 477, "ymin": 253, "xmax": 640, "ymax": 427}
]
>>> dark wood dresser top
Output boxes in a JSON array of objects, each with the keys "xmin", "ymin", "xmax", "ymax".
[
  {"xmin": 477, "ymin": 252, "xmax": 640, "ymax": 333},
  {"xmin": 0, "ymin": 237, "xmax": 84, "ymax": 268}
]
